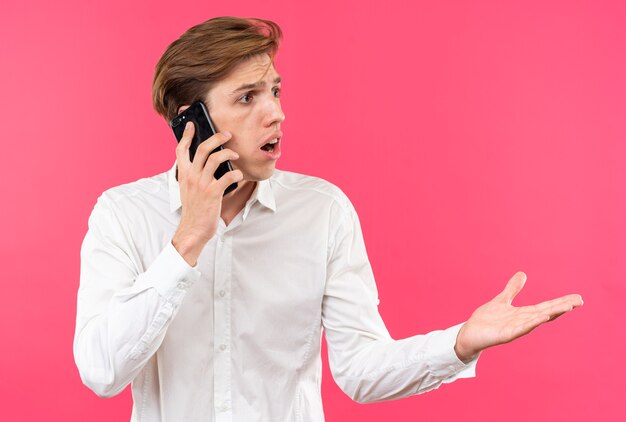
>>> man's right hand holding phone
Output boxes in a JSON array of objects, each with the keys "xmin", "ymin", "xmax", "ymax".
[{"xmin": 172, "ymin": 121, "xmax": 243, "ymax": 266}]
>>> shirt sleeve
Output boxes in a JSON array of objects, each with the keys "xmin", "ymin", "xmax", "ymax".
[
  {"xmin": 73, "ymin": 194, "xmax": 201, "ymax": 398},
  {"xmin": 321, "ymin": 196, "xmax": 478, "ymax": 404}
]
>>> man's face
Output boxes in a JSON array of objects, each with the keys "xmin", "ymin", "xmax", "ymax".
[{"xmin": 203, "ymin": 53, "xmax": 285, "ymax": 182}]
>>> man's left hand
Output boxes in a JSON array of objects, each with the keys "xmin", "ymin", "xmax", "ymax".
[{"xmin": 454, "ymin": 271, "xmax": 583, "ymax": 362}]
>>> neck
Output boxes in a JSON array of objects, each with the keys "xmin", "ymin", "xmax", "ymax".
[{"xmin": 221, "ymin": 179, "xmax": 257, "ymax": 225}]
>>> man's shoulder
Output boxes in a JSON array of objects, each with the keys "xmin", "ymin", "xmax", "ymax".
[
  {"xmin": 271, "ymin": 169, "xmax": 352, "ymax": 210},
  {"xmin": 96, "ymin": 168, "xmax": 170, "ymax": 210}
]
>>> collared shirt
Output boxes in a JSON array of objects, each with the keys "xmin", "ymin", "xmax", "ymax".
[{"xmin": 74, "ymin": 162, "xmax": 478, "ymax": 422}]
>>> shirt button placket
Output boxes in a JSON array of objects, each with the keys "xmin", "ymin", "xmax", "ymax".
[{"xmin": 213, "ymin": 230, "xmax": 232, "ymax": 422}]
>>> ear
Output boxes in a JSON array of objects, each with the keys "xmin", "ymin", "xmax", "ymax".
[{"xmin": 178, "ymin": 104, "xmax": 190, "ymax": 114}]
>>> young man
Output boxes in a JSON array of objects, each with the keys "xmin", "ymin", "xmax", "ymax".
[{"xmin": 73, "ymin": 16, "xmax": 583, "ymax": 421}]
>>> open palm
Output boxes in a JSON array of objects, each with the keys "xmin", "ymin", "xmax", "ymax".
[{"xmin": 454, "ymin": 272, "xmax": 583, "ymax": 362}]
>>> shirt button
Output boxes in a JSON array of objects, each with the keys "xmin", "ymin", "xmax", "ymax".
[
  {"xmin": 219, "ymin": 404, "xmax": 230, "ymax": 412},
  {"xmin": 219, "ymin": 344, "xmax": 227, "ymax": 351},
  {"xmin": 219, "ymin": 290, "xmax": 226, "ymax": 297}
]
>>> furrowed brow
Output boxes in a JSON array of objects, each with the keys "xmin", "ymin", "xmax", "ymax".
[{"xmin": 230, "ymin": 76, "xmax": 282, "ymax": 96}]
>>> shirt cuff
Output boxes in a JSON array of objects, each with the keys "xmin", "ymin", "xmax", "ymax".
[
  {"xmin": 130, "ymin": 241, "xmax": 201, "ymax": 298},
  {"xmin": 428, "ymin": 322, "xmax": 479, "ymax": 382}
]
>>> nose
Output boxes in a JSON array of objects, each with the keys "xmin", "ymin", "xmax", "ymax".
[{"xmin": 263, "ymin": 96, "xmax": 285, "ymax": 128}]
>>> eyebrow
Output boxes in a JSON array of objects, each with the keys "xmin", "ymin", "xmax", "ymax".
[{"xmin": 230, "ymin": 76, "xmax": 282, "ymax": 96}]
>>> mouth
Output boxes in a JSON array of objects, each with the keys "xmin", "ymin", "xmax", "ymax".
[
  {"xmin": 260, "ymin": 137, "xmax": 280, "ymax": 153},
  {"xmin": 259, "ymin": 130, "xmax": 283, "ymax": 160}
]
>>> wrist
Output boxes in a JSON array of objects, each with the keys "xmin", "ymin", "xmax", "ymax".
[
  {"xmin": 454, "ymin": 324, "xmax": 479, "ymax": 363},
  {"xmin": 171, "ymin": 231, "xmax": 206, "ymax": 267}
]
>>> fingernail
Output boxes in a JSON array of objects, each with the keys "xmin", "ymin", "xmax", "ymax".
[{"xmin": 223, "ymin": 131, "xmax": 232, "ymax": 138}]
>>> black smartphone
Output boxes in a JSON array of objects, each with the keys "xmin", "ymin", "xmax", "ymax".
[{"xmin": 170, "ymin": 101, "xmax": 237, "ymax": 195}]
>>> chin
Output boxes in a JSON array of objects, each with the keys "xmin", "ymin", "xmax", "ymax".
[{"xmin": 243, "ymin": 165, "xmax": 276, "ymax": 182}]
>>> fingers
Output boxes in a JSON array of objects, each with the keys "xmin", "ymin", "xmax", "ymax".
[
  {"xmin": 529, "ymin": 294, "xmax": 583, "ymax": 314},
  {"xmin": 518, "ymin": 307, "xmax": 569, "ymax": 336},
  {"xmin": 217, "ymin": 167, "xmax": 244, "ymax": 192},
  {"xmin": 514, "ymin": 294, "xmax": 582, "ymax": 332},
  {"xmin": 543, "ymin": 301, "xmax": 575, "ymax": 319},
  {"xmin": 176, "ymin": 124, "xmax": 240, "ymax": 192},
  {"xmin": 177, "ymin": 126, "xmax": 243, "ymax": 195},
  {"xmin": 496, "ymin": 271, "xmax": 527, "ymax": 304},
  {"xmin": 175, "ymin": 121, "xmax": 195, "ymax": 168},
  {"xmin": 504, "ymin": 296, "xmax": 581, "ymax": 339},
  {"xmin": 548, "ymin": 312, "xmax": 566, "ymax": 322},
  {"xmin": 510, "ymin": 307, "xmax": 567, "ymax": 341},
  {"xmin": 191, "ymin": 131, "xmax": 233, "ymax": 173},
  {"xmin": 200, "ymin": 148, "xmax": 240, "ymax": 185}
]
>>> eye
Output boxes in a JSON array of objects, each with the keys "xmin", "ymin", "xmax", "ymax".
[
  {"xmin": 238, "ymin": 92, "xmax": 253, "ymax": 104},
  {"xmin": 273, "ymin": 87, "xmax": 281, "ymax": 98}
]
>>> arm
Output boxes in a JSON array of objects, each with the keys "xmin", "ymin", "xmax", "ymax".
[
  {"xmin": 321, "ymin": 196, "xmax": 584, "ymax": 404},
  {"xmin": 74, "ymin": 123, "xmax": 243, "ymax": 397},
  {"xmin": 321, "ymin": 198, "xmax": 477, "ymax": 404},
  {"xmin": 73, "ymin": 196, "xmax": 201, "ymax": 398}
]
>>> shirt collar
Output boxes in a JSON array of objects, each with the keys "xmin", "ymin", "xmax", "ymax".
[
  {"xmin": 167, "ymin": 162, "xmax": 277, "ymax": 215},
  {"xmin": 243, "ymin": 174, "xmax": 277, "ymax": 219}
]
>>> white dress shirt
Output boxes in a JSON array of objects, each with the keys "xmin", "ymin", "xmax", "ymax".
[{"xmin": 74, "ymin": 162, "xmax": 478, "ymax": 422}]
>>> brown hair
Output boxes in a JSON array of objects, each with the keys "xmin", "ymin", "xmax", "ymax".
[{"xmin": 152, "ymin": 16, "xmax": 283, "ymax": 123}]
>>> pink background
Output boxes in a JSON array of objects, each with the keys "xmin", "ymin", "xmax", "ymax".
[{"xmin": 1, "ymin": 0, "xmax": 624, "ymax": 420}]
